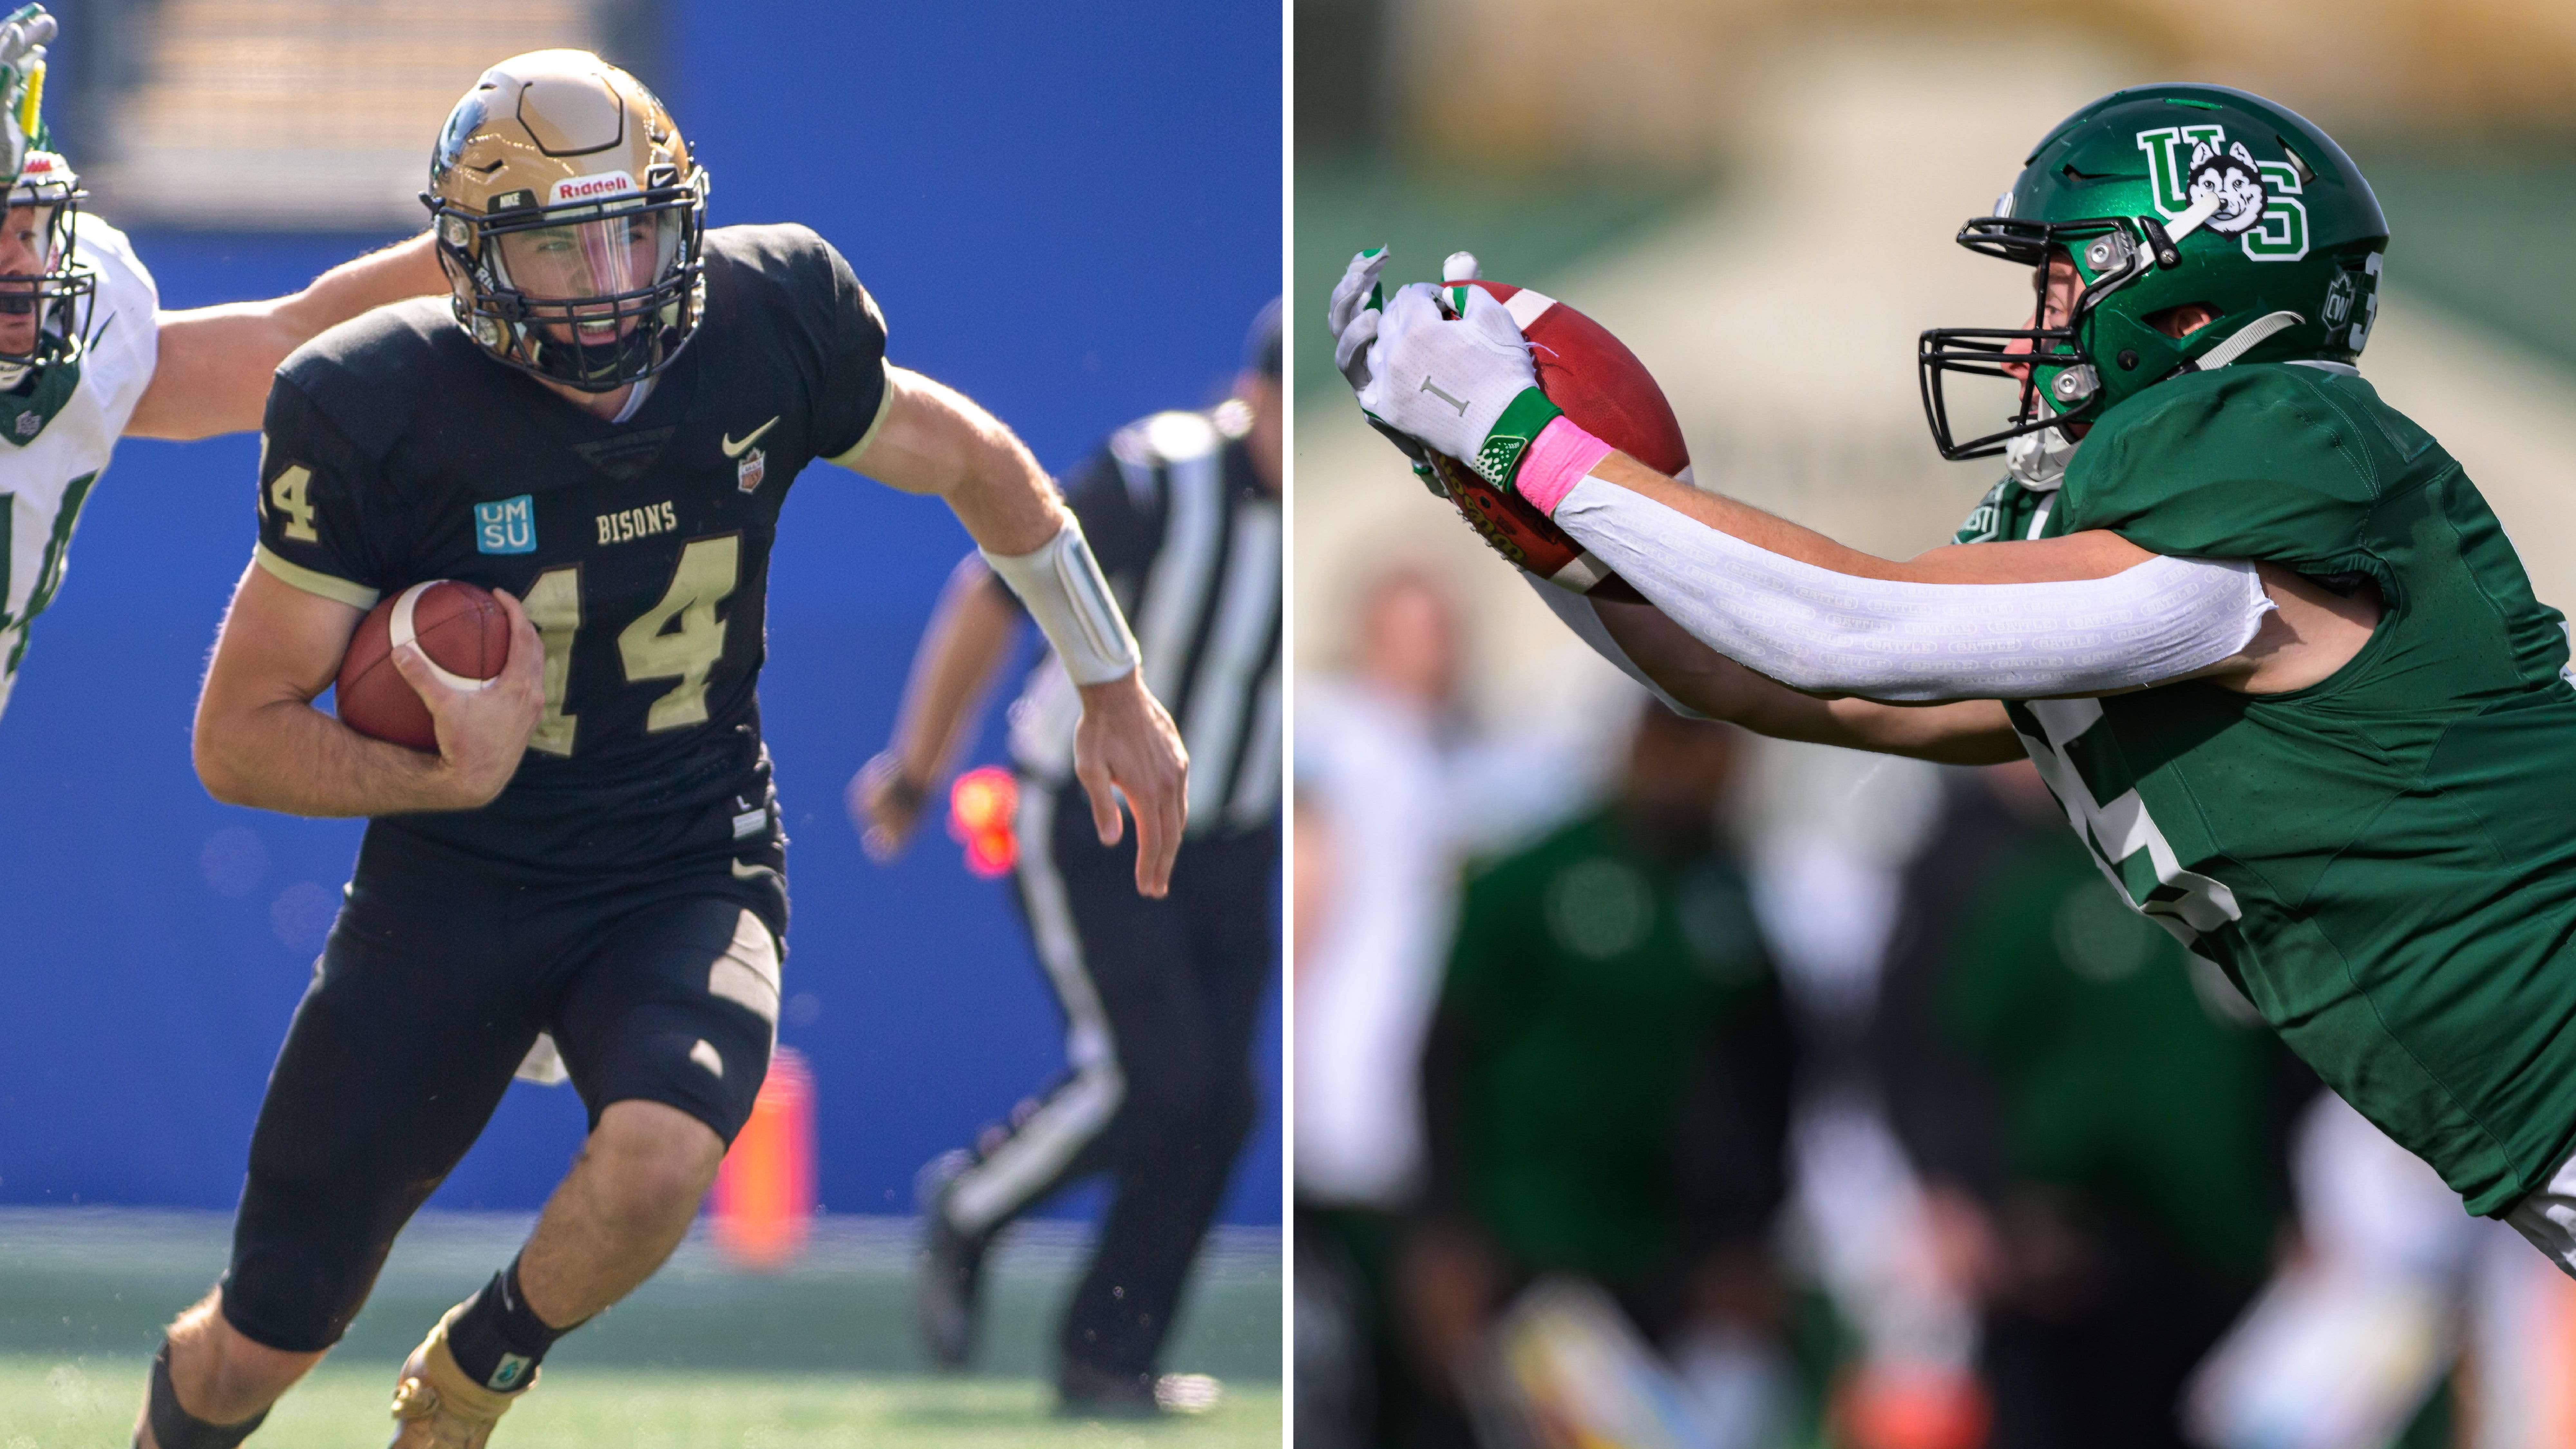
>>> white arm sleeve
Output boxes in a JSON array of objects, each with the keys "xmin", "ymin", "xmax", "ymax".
[
  {"xmin": 1550, "ymin": 476, "xmax": 2274, "ymax": 702},
  {"xmin": 1517, "ymin": 570, "xmax": 1709, "ymax": 718}
]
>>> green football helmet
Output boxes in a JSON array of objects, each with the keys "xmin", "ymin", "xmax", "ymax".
[{"xmin": 1918, "ymin": 84, "xmax": 2389, "ymax": 464}]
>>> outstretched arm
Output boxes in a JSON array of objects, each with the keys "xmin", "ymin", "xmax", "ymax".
[
  {"xmin": 848, "ymin": 553, "xmax": 1022, "ymax": 859},
  {"xmin": 1587, "ymin": 592, "xmax": 2023, "ymax": 763},
  {"xmin": 128, "ymin": 232, "xmax": 447, "ymax": 441},
  {"xmin": 840, "ymin": 365, "xmax": 1188, "ymax": 895},
  {"xmin": 1349, "ymin": 279, "xmax": 2296, "ymax": 703}
]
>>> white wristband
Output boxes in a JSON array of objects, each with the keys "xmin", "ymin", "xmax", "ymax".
[{"xmin": 982, "ymin": 519, "xmax": 1142, "ymax": 686}]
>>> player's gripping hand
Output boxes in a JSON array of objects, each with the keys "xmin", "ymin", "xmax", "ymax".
[
  {"xmin": 387, "ymin": 587, "xmax": 545, "ymax": 810},
  {"xmin": 1329, "ymin": 248, "xmax": 1449, "ymax": 493},
  {"xmin": 1354, "ymin": 281, "xmax": 1562, "ymax": 495},
  {"xmin": 0, "ymin": 5, "xmax": 56, "ymax": 181},
  {"xmin": 1328, "ymin": 246, "xmax": 1390, "ymax": 390},
  {"xmin": 1072, "ymin": 670, "xmax": 1188, "ymax": 897}
]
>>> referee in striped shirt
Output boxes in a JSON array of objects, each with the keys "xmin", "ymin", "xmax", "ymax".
[{"xmin": 851, "ymin": 300, "xmax": 1281, "ymax": 1414}]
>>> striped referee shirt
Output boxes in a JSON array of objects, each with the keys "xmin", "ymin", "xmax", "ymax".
[{"xmin": 1008, "ymin": 400, "xmax": 1282, "ymax": 836}]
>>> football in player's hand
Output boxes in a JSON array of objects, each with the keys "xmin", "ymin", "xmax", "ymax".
[
  {"xmin": 1426, "ymin": 271, "xmax": 1691, "ymax": 604},
  {"xmin": 336, "ymin": 581, "xmax": 511, "ymax": 752}
]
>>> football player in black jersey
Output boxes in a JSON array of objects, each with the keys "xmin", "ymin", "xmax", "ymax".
[{"xmin": 133, "ymin": 51, "xmax": 1187, "ymax": 1449}]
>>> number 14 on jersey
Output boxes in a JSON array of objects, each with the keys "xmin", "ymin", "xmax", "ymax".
[{"xmin": 520, "ymin": 534, "xmax": 741, "ymax": 757}]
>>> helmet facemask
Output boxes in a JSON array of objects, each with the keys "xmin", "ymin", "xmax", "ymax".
[
  {"xmin": 0, "ymin": 153, "xmax": 97, "ymax": 390},
  {"xmin": 433, "ymin": 169, "xmax": 704, "ymax": 393},
  {"xmin": 1917, "ymin": 214, "xmax": 2164, "ymax": 462}
]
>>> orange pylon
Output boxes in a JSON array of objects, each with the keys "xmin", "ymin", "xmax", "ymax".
[{"xmin": 711, "ymin": 1046, "xmax": 815, "ymax": 1271}]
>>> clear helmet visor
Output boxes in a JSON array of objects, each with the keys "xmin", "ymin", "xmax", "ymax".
[{"xmin": 490, "ymin": 207, "xmax": 684, "ymax": 341}]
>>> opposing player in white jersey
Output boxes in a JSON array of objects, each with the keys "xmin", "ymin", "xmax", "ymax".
[{"xmin": 0, "ymin": 5, "xmax": 444, "ymax": 719}]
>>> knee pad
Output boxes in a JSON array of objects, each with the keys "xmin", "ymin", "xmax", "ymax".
[{"xmin": 144, "ymin": 1340, "xmax": 269, "ymax": 1449}]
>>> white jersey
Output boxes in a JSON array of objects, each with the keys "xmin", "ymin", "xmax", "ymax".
[{"xmin": 0, "ymin": 216, "xmax": 159, "ymax": 720}]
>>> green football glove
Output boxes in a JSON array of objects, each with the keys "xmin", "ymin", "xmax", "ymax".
[{"xmin": 0, "ymin": 5, "xmax": 56, "ymax": 188}]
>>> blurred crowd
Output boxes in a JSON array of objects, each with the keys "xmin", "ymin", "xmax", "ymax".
[{"xmin": 1292, "ymin": 564, "xmax": 2576, "ymax": 1449}]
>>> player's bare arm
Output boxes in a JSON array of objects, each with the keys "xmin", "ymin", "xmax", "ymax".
[
  {"xmin": 125, "ymin": 233, "xmax": 447, "ymax": 440},
  {"xmin": 845, "ymin": 365, "xmax": 1189, "ymax": 896},
  {"xmin": 192, "ymin": 563, "xmax": 543, "ymax": 816},
  {"xmin": 849, "ymin": 554, "xmax": 1019, "ymax": 858}
]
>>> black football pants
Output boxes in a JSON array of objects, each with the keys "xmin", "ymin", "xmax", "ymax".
[
  {"xmin": 937, "ymin": 779, "xmax": 1276, "ymax": 1383},
  {"xmin": 220, "ymin": 827, "xmax": 786, "ymax": 1352}
]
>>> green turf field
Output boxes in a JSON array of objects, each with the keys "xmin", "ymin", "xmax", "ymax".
[
  {"xmin": 0, "ymin": 1358, "xmax": 1282, "ymax": 1448},
  {"xmin": 0, "ymin": 1208, "xmax": 1279, "ymax": 1446}
]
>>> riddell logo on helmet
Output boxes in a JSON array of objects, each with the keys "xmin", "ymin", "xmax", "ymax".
[{"xmin": 549, "ymin": 171, "xmax": 638, "ymax": 205}]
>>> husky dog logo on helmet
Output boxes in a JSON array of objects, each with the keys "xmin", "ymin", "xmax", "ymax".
[
  {"xmin": 2136, "ymin": 125, "xmax": 2310, "ymax": 262},
  {"xmin": 2185, "ymin": 138, "xmax": 2267, "ymax": 236}
]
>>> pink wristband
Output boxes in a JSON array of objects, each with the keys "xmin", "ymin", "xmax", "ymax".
[{"xmin": 1514, "ymin": 415, "xmax": 1614, "ymax": 517}]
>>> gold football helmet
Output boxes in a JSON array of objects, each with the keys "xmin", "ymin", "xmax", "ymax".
[{"xmin": 423, "ymin": 51, "xmax": 706, "ymax": 392}]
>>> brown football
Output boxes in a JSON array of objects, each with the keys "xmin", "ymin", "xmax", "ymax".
[
  {"xmin": 335, "ymin": 580, "xmax": 511, "ymax": 752},
  {"xmin": 1426, "ymin": 279, "xmax": 1692, "ymax": 604}
]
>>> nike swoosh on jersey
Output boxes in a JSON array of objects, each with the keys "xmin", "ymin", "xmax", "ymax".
[{"xmin": 721, "ymin": 417, "xmax": 781, "ymax": 457}]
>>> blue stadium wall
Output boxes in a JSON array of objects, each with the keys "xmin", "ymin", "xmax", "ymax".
[{"xmin": 0, "ymin": 2, "xmax": 1283, "ymax": 1224}]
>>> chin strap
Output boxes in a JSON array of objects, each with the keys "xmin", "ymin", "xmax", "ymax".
[
  {"xmin": 2182, "ymin": 309, "xmax": 2305, "ymax": 373},
  {"xmin": 2160, "ymin": 190, "xmax": 2227, "ymax": 246},
  {"xmin": 2004, "ymin": 423, "xmax": 2077, "ymax": 491},
  {"xmin": 2014, "ymin": 308, "xmax": 2306, "ymax": 494}
]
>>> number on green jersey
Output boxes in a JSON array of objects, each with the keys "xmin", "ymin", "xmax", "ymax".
[{"xmin": 2015, "ymin": 697, "xmax": 2242, "ymax": 946}]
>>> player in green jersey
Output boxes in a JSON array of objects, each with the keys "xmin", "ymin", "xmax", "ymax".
[{"xmin": 1331, "ymin": 83, "xmax": 2576, "ymax": 1271}]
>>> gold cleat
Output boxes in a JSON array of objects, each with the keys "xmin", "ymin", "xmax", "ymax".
[{"xmin": 386, "ymin": 1305, "xmax": 534, "ymax": 1448}]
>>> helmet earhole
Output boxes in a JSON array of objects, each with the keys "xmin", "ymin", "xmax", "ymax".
[{"xmin": 2117, "ymin": 349, "xmax": 2139, "ymax": 371}]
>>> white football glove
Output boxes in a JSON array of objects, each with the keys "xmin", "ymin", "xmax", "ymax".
[
  {"xmin": 1327, "ymin": 246, "xmax": 1389, "ymax": 391},
  {"xmin": 1329, "ymin": 245, "xmax": 1449, "ymax": 491},
  {"xmin": 1355, "ymin": 281, "xmax": 1562, "ymax": 492}
]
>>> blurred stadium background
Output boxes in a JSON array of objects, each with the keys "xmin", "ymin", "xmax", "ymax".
[
  {"xmin": 0, "ymin": 1, "xmax": 1280, "ymax": 1443},
  {"xmin": 1295, "ymin": 2, "xmax": 2576, "ymax": 1448}
]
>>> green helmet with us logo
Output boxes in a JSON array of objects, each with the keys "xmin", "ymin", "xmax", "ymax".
[{"xmin": 1918, "ymin": 84, "xmax": 2389, "ymax": 462}]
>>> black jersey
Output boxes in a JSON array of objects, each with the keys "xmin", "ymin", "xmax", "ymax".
[
  {"xmin": 252, "ymin": 224, "xmax": 891, "ymax": 875},
  {"xmin": 1006, "ymin": 406, "xmax": 1281, "ymax": 836}
]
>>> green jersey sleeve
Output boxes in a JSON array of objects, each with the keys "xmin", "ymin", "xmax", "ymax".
[{"xmin": 2060, "ymin": 364, "xmax": 2418, "ymax": 576}]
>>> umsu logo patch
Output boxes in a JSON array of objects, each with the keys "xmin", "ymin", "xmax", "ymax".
[{"xmin": 475, "ymin": 495, "xmax": 536, "ymax": 554}]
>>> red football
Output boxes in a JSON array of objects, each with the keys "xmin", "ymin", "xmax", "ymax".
[
  {"xmin": 1425, "ymin": 279, "xmax": 1691, "ymax": 603},
  {"xmin": 336, "ymin": 580, "xmax": 511, "ymax": 752}
]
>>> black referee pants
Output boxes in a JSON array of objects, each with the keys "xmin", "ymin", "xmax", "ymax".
[{"xmin": 937, "ymin": 778, "xmax": 1275, "ymax": 1382}]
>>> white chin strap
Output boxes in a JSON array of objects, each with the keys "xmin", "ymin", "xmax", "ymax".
[{"xmin": 2004, "ymin": 423, "xmax": 2077, "ymax": 491}]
